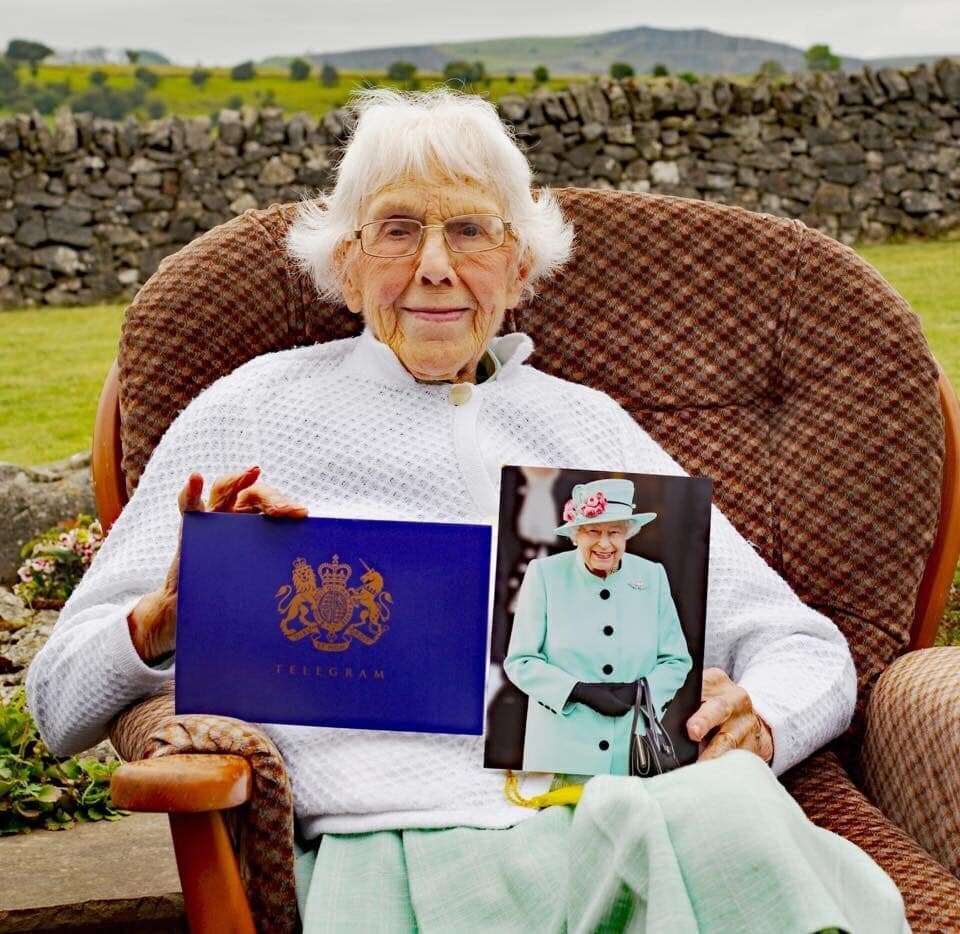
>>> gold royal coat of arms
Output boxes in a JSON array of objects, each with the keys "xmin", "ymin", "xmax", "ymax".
[{"xmin": 275, "ymin": 554, "xmax": 393, "ymax": 653}]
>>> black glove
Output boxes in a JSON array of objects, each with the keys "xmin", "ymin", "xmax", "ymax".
[{"xmin": 569, "ymin": 681, "xmax": 633, "ymax": 717}]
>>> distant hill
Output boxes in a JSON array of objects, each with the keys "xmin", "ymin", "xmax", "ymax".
[
  {"xmin": 291, "ymin": 25, "xmax": 867, "ymax": 76},
  {"xmin": 280, "ymin": 25, "xmax": 958, "ymax": 78}
]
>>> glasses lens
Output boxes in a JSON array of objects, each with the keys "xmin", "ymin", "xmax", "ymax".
[
  {"xmin": 361, "ymin": 219, "xmax": 422, "ymax": 256},
  {"xmin": 444, "ymin": 215, "xmax": 505, "ymax": 253}
]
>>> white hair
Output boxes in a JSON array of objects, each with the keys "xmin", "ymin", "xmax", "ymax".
[{"xmin": 287, "ymin": 87, "xmax": 574, "ymax": 303}]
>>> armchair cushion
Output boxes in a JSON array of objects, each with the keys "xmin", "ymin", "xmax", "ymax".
[
  {"xmin": 862, "ymin": 646, "xmax": 960, "ymax": 877},
  {"xmin": 110, "ymin": 684, "xmax": 298, "ymax": 933}
]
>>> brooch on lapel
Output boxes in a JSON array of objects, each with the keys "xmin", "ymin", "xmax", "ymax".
[{"xmin": 629, "ymin": 580, "xmax": 646, "ymax": 590}]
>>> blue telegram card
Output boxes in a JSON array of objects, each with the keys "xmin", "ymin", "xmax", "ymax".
[{"xmin": 175, "ymin": 511, "xmax": 492, "ymax": 734}]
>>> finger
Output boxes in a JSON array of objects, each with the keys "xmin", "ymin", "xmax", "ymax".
[
  {"xmin": 178, "ymin": 473, "xmax": 205, "ymax": 514},
  {"xmin": 700, "ymin": 710, "xmax": 761, "ymax": 761},
  {"xmin": 686, "ymin": 693, "xmax": 737, "ymax": 741},
  {"xmin": 234, "ymin": 485, "xmax": 308, "ymax": 518},
  {"xmin": 700, "ymin": 667, "xmax": 731, "ymax": 693},
  {"xmin": 208, "ymin": 466, "xmax": 261, "ymax": 512}
]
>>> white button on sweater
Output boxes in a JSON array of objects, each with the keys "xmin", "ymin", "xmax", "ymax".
[{"xmin": 27, "ymin": 329, "xmax": 856, "ymax": 839}]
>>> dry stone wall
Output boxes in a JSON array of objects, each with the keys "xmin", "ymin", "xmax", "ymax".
[{"xmin": 1, "ymin": 60, "xmax": 959, "ymax": 309}]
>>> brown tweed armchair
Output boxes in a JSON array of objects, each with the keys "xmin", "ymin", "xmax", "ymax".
[{"xmin": 99, "ymin": 189, "xmax": 960, "ymax": 933}]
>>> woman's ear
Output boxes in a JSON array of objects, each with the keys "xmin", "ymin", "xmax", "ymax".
[
  {"xmin": 334, "ymin": 240, "xmax": 363, "ymax": 314},
  {"xmin": 506, "ymin": 249, "xmax": 533, "ymax": 309}
]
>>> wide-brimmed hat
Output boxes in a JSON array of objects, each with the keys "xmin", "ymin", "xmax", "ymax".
[{"xmin": 555, "ymin": 478, "xmax": 656, "ymax": 540}]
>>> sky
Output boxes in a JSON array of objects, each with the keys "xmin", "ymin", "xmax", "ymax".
[{"xmin": 3, "ymin": 0, "xmax": 959, "ymax": 65}]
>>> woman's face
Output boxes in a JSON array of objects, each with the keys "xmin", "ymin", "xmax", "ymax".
[
  {"xmin": 574, "ymin": 522, "xmax": 629, "ymax": 577},
  {"xmin": 338, "ymin": 177, "xmax": 528, "ymax": 383}
]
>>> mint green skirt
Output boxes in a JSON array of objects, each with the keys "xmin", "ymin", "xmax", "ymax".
[{"xmin": 296, "ymin": 751, "xmax": 907, "ymax": 933}]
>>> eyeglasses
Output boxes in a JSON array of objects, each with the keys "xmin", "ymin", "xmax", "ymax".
[{"xmin": 352, "ymin": 214, "xmax": 512, "ymax": 258}]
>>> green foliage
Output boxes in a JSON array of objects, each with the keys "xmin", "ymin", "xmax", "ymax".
[
  {"xmin": 805, "ymin": 43, "xmax": 841, "ymax": 72},
  {"xmin": 0, "ymin": 58, "xmax": 19, "ymax": 96},
  {"xmin": 134, "ymin": 66, "xmax": 159, "ymax": 88},
  {"xmin": 757, "ymin": 59, "xmax": 785, "ymax": 79},
  {"xmin": 532, "ymin": 64, "xmax": 549, "ymax": 83},
  {"xmin": 609, "ymin": 62, "xmax": 634, "ymax": 80},
  {"xmin": 289, "ymin": 57, "xmax": 311, "ymax": 81},
  {"xmin": 146, "ymin": 98, "xmax": 166, "ymax": 118},
  {"xmin": 125, "ymin": 50, "xmax": 140, "ymax": 65},
  {"xmin": 14, "ymin": 515, "xmax": 103, "ymax": 608},
  {"xmin": 0, "ymin": 689, "xmax": 126, "ymax": 835},
  {"xmin": 678, "ymin": 71, "xmax": 699, "ymax": 86},
  {"xmin": 225, "ymin": 92, "xmax": 244, "ymax": 109},
  {"xmin": 190, "ymin": 68, "xmax": 210, "ymax": 88},
  {"xmin": 230, "ymin": 60, "xmax": 256, "ymax": 81},
  {"xmin": 320, "ymin": 63, "xmax": 339, "ymax": 87},
  {"xmin": 89, "ymin": 69, "xmax": 108, "ymax": 87},
  {"xmin": 70, "ymin": 83, "xmax": 146, "ymax": 119},
  {"xmin": 387, "ymin": 61, "xmax": 417, "ymax": 82},
  {"xmin": 5, "ymin": 39, "xmax": 53, "ymax": 75},
  {"xmin": 443, "ymin": 60, "xmax": 486, "ymax": 85},
  {"xmin": 651, "ymin": 63, "xmax": 669, "ymax": 77}
]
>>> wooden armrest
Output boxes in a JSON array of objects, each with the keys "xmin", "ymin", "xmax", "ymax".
[{"xmin": 110, "ymin": 754, "xmax": 252, "ymax": 812}]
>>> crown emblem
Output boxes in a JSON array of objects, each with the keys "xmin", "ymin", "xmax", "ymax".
[
  {"xmin": 276, "ymin": 553, "xmax": 393, "ymax": 653},
  {"xmin": 318, "ymin": 555, "xmax": 352, "ymax": 589}
]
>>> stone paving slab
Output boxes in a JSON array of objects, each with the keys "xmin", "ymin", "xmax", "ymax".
[{"xmin": 0, "ymin": 811, "xmax": 185, "ymax": 932}]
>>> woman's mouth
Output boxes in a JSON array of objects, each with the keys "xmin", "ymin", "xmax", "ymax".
[
  {"xmin": 404, "ymin": 307, "xmax": 470, "ymax": 322},
  {"xmin": 592, "ymin": 550, "xmax": 616, "ymax": 561}
]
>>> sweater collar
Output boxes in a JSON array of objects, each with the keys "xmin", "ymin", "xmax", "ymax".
[{"xmin": 342, "ymin": 327, "xmax": 534, "ymax": 387}]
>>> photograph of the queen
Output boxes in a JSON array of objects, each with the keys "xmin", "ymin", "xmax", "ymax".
[{"xmin": 503, "ymin": 478, "xmax": 693, "ymax": 776}]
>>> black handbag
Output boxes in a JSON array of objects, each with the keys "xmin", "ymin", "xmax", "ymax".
[{"xmin": 628, "ymin": 677, "xmax": 679, "ymax": 777}]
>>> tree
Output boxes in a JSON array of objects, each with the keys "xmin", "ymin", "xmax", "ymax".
[
  {"xmin": 609, "ymin": 62, "xmax": 635, "ymax": 80},
  {"xmin": 89, "ymin": 69, "xmax": 108, "ymax": 87},
  {"xmin": 320, "ymin": 63, "xmax": 339, "ymax": 87},
  {"xmin": 0, "ymin": 58, "xmax": 19, "ymax": 97},
  {"xmin": 5, "ymin": 39, "xmax": 53, "ymax": 76},
  {"xmin": 125, "ymin": 49, "xmax": 140, "ymax": 65},
  {"xmin": 190, "ymin": 68, "xmax": 210, "ymax": 88},
  {"xmin": 651, "ymin": 63, "xmax": 669, "ymax": 77},
  {"xmin": 756, "ymin": 59, "xmax": 785, "ymax": 79},
  {"xmin": 678, "ymin": 71, "xmax": 699, "ymax": 85},
  {"xmin": 532, "ymin": 64, "xmax": 549, "ymax": 84},
  {"xmin": 443, "ymin": 60, "xmax": 485, "ymax": 85},
  {"xmin": 387, "ymin": 61, "xmax": 417, "ymax": 82},
  {"xmin": 231, "ymin": 60, "xmax": 256, "ymax": 81},
  {"xmin": 805, "ymin": 44, "xmax": 841, "ymax": 72},
  {"xmin": 289, "ymin": 57, "xmax": 311, "ymax": 80},
  {"xmin": 134, "ymin": 66, "xmax": 159, "ymax": 88}
]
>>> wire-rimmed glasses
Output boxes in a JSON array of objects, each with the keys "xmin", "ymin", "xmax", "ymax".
[{"xmin": 353, "ymin": 214, "xmax": 512, "ymax": 257}]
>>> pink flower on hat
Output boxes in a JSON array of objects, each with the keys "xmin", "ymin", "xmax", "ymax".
[
  {"xmin": 580, "ymin": 492, "xmax": 608, "ymax": 519},
  {"xmin": 562, "ymin": 499, "xmax": 578, "ymax": 523}
]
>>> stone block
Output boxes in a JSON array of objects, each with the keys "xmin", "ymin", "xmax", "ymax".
[
  {"xmin": 901, "ymin": 190, "xmax": 943, "ymax": 214},
  {"xmin": 650, "ymin": 161, "xmax": 680, "ymax": 185},
  {"xmin": 811, "ymin": 181, "xmax": 851, "ymax": 213}
]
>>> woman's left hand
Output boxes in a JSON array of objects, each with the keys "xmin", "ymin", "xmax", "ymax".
[{"xmin": 686, "ymin": 668, "xmax": 774, "ymax": 764}]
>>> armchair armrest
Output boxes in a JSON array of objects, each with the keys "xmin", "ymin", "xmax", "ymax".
[
  {"xmin": 862, "ymin": 646, "xmax": 960, "ymax": 877},
  {"xmin": 111, "ymin": 754, "xmax": 252, "ymax": 812}
]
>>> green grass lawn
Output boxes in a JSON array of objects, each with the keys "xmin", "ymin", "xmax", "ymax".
[{"xmin": 0, "ymin": 304, "xmax": 124, "ymax": 467}]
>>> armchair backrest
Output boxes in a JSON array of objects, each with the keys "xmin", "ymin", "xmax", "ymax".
[{"xmin": 97, "ymin": 189, "xmax": 950, "ymax": 714}]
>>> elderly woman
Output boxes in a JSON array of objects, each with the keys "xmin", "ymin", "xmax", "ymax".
[
  {"xmin": 27, "ymin": 89, "xmax": 907, "ymax": 931},
  {"xmin": 505, "ymin": 478, "xmax": 692, "ymax": 775}
]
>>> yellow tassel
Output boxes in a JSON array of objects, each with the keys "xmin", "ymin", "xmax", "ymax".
[{"xmin": 504, "ymin": 771, "xmax": 585, "ymax": 809}]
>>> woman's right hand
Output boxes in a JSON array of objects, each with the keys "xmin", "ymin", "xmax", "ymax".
[{"xmin": 126, "ymin": 466, "xmax": 307, "ymax": 662}]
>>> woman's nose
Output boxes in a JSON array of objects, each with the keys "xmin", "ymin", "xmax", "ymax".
[{"xmin": 415, "ymin": 228, "xmax": 457, "ymax": 286}]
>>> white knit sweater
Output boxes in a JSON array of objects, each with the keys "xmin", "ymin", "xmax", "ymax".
[{"xmin": 27, "ymin": 329, "xmax": 856, "ymax": 838}]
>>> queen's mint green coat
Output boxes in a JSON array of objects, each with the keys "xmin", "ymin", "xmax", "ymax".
[{"xmin": 504, "ymin": 550, "xmax": 692, "ymax": 775}]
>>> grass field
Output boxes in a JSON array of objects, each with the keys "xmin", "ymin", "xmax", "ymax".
[{"xmin": 2, "ymin": 63, "xmax": 577, "ymax": 120}]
